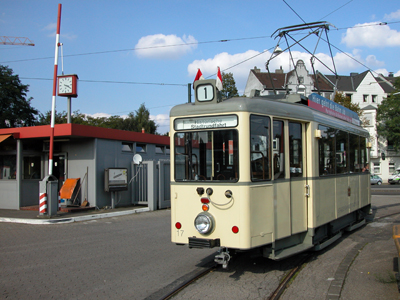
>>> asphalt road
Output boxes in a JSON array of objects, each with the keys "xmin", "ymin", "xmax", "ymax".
[
  {"xmin": 0, "ymin": 210, "xmax": 215, "ymax": 300},
  {"xmin": 2, "ymin": 194, "xmax": 400, "ymax": 300}
]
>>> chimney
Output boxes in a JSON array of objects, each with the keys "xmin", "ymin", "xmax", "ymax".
[
  {"xmin": 253, "ymin": 66, "xmax": 260, "ymax": 73},
  {"xmin": 275, "ymin": 66, "xmax": 284, "ymax": 74},
  {"xmin": 389, "ymin": 72, "xmax": 394, "ymax": 78},
  {"xmin": 350, "ymin": 72, "xmax": 359, "ymax": 77}
]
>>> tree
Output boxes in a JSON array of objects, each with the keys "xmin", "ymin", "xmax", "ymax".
[
  {"xmin": 220, "ymin": 72, "xmax": 239, "ymax": 99},
  {"xmin": 0, "ymin": 65, "xmax": 38, "ymax": 128},
  {"xmin": 36, "ymin": 104, "xmax": 158, "ymax": 134},
  {"xmin": 376, "ymin": 77, "xmax": 400, "ymax": 151},
  {"xmin": 333, "ymin": 92, "xmax": 363, "ymax": 117},
  {"xmin": 134, "ymin": 103, "xmax": 157, "ymax": 134}
]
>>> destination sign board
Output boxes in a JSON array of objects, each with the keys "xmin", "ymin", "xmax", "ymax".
[
  {"xmin": 308, "ymin": 93, "xmax": 360, "ymax": 126},
  {"xmin": 174, "ymin": 115, "xmax": 238, "ymax": 130}
]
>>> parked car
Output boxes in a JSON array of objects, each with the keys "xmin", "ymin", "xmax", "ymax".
[
  {"xmin": 370, "ymin": 174, "xmax": 382, "ymax": 185},
  {"xmin": 388, "ymin": 168, "xmax": 400, "ymax": 184}
]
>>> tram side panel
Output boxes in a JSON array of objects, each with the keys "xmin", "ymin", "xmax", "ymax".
[
  {"xmin": 349, "ymin": 175, "xmax": 360, "ymax": 212},
  {"xmin": 249, "ymin": 185, "xmax": 274, "ymax": 248},
  {"xmin": 336, "ymin": 176, "xmax": 350, "ymax": 218},
  {"xmin": 273, "ymin": 181, "xmax": 292, "ymax": 240},
  {"xmin": 360, "ymin": 174, "xmax": 371, "ymax": 208}
]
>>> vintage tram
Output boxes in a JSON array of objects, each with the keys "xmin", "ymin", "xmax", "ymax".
[{"xmin": 170, "ymin": 79, "xmax": 370, "ymax": 268}]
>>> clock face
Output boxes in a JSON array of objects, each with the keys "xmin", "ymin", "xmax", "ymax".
[
  {"xmin": 196, "ymin": 84, "xmax": 214, "ymax": 102},
  {"xmin": 58, "ymin": 77, "xmax": 73, "ymax": 94}
]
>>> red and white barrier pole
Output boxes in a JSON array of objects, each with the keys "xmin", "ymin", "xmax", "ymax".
[
  {"xmin": 49, "ymin": 3, "xmax": 62, "ymax": 176},
  {"xmin": 39, "ymin": 192, "xmax": 48, "ymax": 215}
]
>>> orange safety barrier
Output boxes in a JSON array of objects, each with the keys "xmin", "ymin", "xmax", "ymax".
[
  {"xmin": 59, "ymin": 178, "xmax": 80, "ymax": 200},
  {"xmin": 393, "ymin": 225, "xmax": 400, "ymax": 239}
]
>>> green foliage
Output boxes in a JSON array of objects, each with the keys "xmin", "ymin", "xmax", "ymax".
[
  {"xmin": 220, "ymin": 72, "xmax": 239, "ymax": 99},
  {"xmin": 333, "ymin": 92, "xmax": 363, "ymax": 117},
  {"xmin": 37, "ymin": 103, "xmax": 158, "ymax": 134},
  {"xmin": 0, "ymin": 65, "xmax": 38, "ymax": 128},
  {"xmin": 376, "ymin": 78, "xmax": 400, "ymax": 151}
]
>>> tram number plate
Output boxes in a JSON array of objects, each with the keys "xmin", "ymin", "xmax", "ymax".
[{"xmin": 177, "ymin": 230, "xmax": 184, "ymax": 236}]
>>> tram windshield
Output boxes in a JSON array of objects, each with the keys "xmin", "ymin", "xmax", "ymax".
[{"xmin": 174, "ymin": 130, "xmax": 238, "ymax": 181}]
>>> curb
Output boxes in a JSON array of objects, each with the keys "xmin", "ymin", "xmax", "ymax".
[{"xmin": 0, "ymin": 207, "xmax": 150, "ymax": 225}]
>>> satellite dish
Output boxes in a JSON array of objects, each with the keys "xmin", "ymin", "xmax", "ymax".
[{"xmin": 133, "ymin": 154, "xmax": 143, "ymax": 165}]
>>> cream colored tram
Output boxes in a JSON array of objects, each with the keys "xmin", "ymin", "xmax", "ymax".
[{"xmin": 170, "ymin": 79, "xmax": 370, "ymax": 268}]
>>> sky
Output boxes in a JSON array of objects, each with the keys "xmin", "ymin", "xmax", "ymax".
[{"xmin": 1, "ymin": 0, "xmax": 400, "ymax": 134}]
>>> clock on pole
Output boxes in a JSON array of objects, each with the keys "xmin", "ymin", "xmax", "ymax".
[{"xmin": 57, "ymin": 74, "xmax": 78, "ymax": 98}]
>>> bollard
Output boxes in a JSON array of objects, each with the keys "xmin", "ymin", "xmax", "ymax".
[{"xmin": 38, "ymin": 175, "xmax": 58, "ymax": 217}]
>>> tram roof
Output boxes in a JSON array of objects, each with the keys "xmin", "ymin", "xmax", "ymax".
[{"xmin": 170, "ymin": 94, "xmax": 368, "ymax": 137}]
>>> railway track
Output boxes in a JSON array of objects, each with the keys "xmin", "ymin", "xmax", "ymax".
[{"xmin": 159, "ymin": 208, "xmax": 399, "ymax": 300}]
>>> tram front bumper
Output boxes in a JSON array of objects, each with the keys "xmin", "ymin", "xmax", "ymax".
[{"xmin": 189, "ymin": 237, "xmax": 220, "ymax": 249}]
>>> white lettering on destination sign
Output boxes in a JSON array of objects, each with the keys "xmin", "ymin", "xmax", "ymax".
[{"xmin": 175, "ymin": 115, "xmax": 238, "ymax": 130}]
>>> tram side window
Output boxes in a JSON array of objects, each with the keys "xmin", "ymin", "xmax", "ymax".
[
  {"xmin": 273, "ymin": 120, "xmax": 285, "ymax": 179},
  {"xmin": 349, "ymin": 134, "xmax": 359, "ymax": 173},
  {"xmin": 360, "ymin": 137, "xmax": 369, "ymax": 172},
  {"xmin": 335, "ymin": 130, "xmax": 348, "ymax": 174},
  {"xmin": 289, "ymin": 122, "xmax": 303, "ymax": 177},
  {"xmin": 319, "ymin": 125, "xmax": 335, "ymax": 176},
  {"xmin": 250, "ymin": 115, "xmax": 271, "ymax": 181}
]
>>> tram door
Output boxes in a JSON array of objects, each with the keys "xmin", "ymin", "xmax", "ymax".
[{"xmin": 289, "ymin": 122, "xmax": 307, "ymax": 234}]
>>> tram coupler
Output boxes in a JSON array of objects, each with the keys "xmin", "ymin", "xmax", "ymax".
[{"xmin": 214, "ymin": 247, "xmax": 231, "ymax": 269}]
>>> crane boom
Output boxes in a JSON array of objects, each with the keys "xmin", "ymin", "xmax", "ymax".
[{"xmin": 0, "ymin": 36, "xmax": 35, "ymax": 46}]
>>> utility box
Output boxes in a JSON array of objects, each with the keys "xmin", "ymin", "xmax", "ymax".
[{"xmin": 104, "ymin": 168, "xmax": 128, "ymax": 192}]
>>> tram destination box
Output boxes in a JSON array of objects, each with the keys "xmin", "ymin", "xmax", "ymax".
[{"xmin": 104, "ymin": 168, "xmax": 128, "ymax": 192}]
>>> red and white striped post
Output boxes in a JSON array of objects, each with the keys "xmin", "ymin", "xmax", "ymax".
[
  {"xmin": 39, "ymin": 192, "xmax": 47, "ymax": 215},
  {"xmin": 49, "ymin": 3, "xmax": 62, "ymax": 176},
  {"xmin": 40, "ymin": 4, "xmax": 61, "ymax": 216}
]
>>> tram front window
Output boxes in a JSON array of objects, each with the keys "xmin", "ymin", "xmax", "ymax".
[{"xmin": 174, "ymin": 130, "xmax": 238, "ymax": 181}]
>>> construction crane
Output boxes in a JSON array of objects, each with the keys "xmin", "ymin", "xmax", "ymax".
[{"xmin": 0, "ymin": 36, "xmax": 35, "ymax": 46}]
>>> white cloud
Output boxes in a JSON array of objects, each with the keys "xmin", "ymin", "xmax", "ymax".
[
  {"xmin": 384, "ymin": 9, "xmax": 400, "ymax": 21},
  {"xmin": 135, "ymin": 34, "xmax": 197, "ymax": 59},
  {"xmin": 341, "ymin": 22, "xmax": 400, "ymax": 48},
  {"xmin": 187, "ymin": 48, "xmax": 391, "ymax": 94},
  {"xmin": 188, "ymin": 50, "xmax": 271, "ymax": 92},
  {"xmin": 43, "ymin": 22, "xmax": 57, "ymax": 31},
  {"xmin": 151, "ymin": 113, "xmax": 170, "ymax": 133},
  {"xmin": 88, "ymin": 112, "xmax": 111, "ymax": 118}
]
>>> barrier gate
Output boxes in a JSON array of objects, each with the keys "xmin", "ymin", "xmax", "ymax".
[{"xmin": 131, "ymin": 159, "xmax": 170, "ymax": 210}]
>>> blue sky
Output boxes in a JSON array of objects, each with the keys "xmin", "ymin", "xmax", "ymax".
[{"xmin": 1, "ymin": 0, "xmax": 400, "ymax": 134}]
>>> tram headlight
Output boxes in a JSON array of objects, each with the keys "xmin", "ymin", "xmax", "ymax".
[{"xmin": 194, "ymin": 212, "xmax": 215, "ymax": 235}]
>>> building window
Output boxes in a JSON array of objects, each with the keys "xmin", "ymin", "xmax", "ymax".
[
  {"xmin": 0, "ymin": 155, "xmax": 16, "ymax": 179},
  {"xmin": 121, "ymin": 142, "xmax": 133, "ymax": 152},
  {"xmin": 372, "ymin": 95, "xmax": 377, "ymax": 103},
  {"xmin": 363, "ymin": 95, "xmax": 368, "ymax": 102},
  {"xmin": 373, "ymin": 162, "xmax": 381, "ymax": 174},
  {"xmin": 23, "ymin": 156, "xmax": 41, "ymax": 179},
  {"xmin": 345, "ymin": 94, "xmax": 352, "ymax": 101},
  {"xmin": 389, "ymin": 162, "xmax": 395, "ymax": 174},
  {"xmin": 136, "ymin": 143, "xmax": 146, "ymax": 153},
  {"xmin": 156, "ymin": 145, "xmax": 164, "ymax": 154},
  {"xmin": 165, "ymin": 146, "xmax": 170, "ymax": 155},
  {"xmin": 388, "ymin": 139, "xmax": 394, "ymax": 151}
]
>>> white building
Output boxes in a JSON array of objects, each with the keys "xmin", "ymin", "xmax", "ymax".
[{"xmin": 244, "ymin": 62, "xmax": 397, "ymax": 182}]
